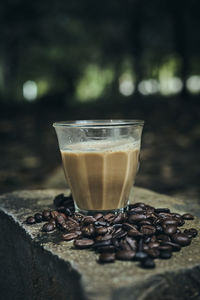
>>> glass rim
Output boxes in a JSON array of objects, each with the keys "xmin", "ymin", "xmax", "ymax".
[{"xmin": 53, "ymin": 119, "xmax": 144, "ymax": 128}]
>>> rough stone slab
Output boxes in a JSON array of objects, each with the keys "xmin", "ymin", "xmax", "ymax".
[{"xmin": 0, "ymin": 187, "xmax": 200, "ymax": 300}]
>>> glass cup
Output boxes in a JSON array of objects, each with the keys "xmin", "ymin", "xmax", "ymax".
[{"xmin": 53, "ymin": 120, "xmax": 144, "ymax": 215}]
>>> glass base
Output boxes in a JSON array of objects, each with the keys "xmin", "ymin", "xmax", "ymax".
[{"xmin": 74, "ymin": 202, "xmax": 129, "ymax": 216}]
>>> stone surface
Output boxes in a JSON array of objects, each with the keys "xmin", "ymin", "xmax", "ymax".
[{"xmin": 0, "ymin": 187, "xmax": 200, "ymax": 300}]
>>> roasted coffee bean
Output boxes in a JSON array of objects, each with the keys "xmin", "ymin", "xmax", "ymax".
[
  {"xmin": 171, "ymin": 213, "xmax": 181, "ymax": 218},
  {"xmin": 62, "ymin": 232, "xmax": 79, "ymax": 241},
  {"xmin": 99, "ymin": 252, "xmax": 115, "ymax": 263},
  {"xmin": 182, "ymin": 213, "xmax": 194, "ymax": 220},
  {"xmin": 55, "ymin": 214, "xmax": 66, "ymax": 225},
  {"xmin": 134, "ymin": 251, "xmax": 148, "ymax": 261},
  {"xmin": 54, "ymin": 193, "xmax": 65, "ymax": 207},
  {"xmin": 94, "ymin": 213, "xmax": 103, "ymax": 220},
  {"xmin": 141, "ymin": 258, "xmax": 155, "ymax": 269},
  {"xmin": 42, "ymin": 222, "xmax": 55, "ymax": 232},
  {"xmin": 96, "ymin": 245, "xmax": 116, "ymax": 253},
  {"xmin": 123, "ymin": 223, "xmax": 137, "ymax": 231},
  {"xmin": 119, "ymin": 239, "xmax": 132, "ymax": 251},
  {"xmin": 176, "ymin": 218, "xmax": 185, "ymax": 226},
  {"xmin": 94, "ymin": 221, "xmax": 107, "ymax": 227},
  {"xmin": 74, "ymin": 239, "xmax": 94, "ymax": 248},
  {"xmin": 112, "ymin": 213, "xmax": 125, "ymax": 224},
  {"xmin": 34, "ymin": 213, "xmax": 43, "ymax": 223},
  {"xmin": 96, "ymin": 234, "xmax": 113, "ymax": 241},
  {"xmin": 155, "ymin": 208, "xmax": 170, "ymax": 214},
  {"xmin": 128, "ymin": 214, "xmax": 146, "ymax": 223},
  {"xmin": 127, "ymin": 228, "xmax": 142, "ymax": 237},
  {"xmin": 158, "ymin": 212, "xmax": 173, "ymax": 219},
  {"xmin": 160, "ymin": 251, "xmax": 172, "ymax": 259},
  {"xmin": 104, "ymin": 213, "xmax": 115, "ymax": 222},
  {"xmin": 96, "ymin": 227, "xmax": 108, "ymax": 235},
  {"xmin": 82, "ymin": 224, "xmax": 95, "ymax": 237},
  {"xmin": 131, "ymin": 202, "xmax": 146, "ymax": 208},
  {"xmin": 159, "ymin": 244, "xmax": 172, "ymax": 251},
  {"xmin": 140, "ymin": 225, "xmax": 156, "ymax": 236},
  {"xmin": 172, "ymin": 233, "xmax": 191, "ymax": 246},
  {"xmin": 57, "ymin": 207, "xmax": 72, "ymax": 216},
  {"xmin": 150, "ymin": 235, "xmax": 157, "ymax": 242},
  {"xmin": 112, "ymin": 223, "xmax": 123, "ymax": 229},
  {"xmin": 140, "ymin": 220, "xmax": 153, "ymax": 226},
  {"xmin": 112, "ymin": 239, "xmax": 120, "ymax": 249},
  {"xmin": 42, "ymin": 210, "xmax": 51, "ymax": 221},
  {"xmin": 162, "ymin": 241, "xmax": 181, "ymax": 251},
  {"xmin": 126, "ymin": 237, "xmax": 137, "ymax": 250},
  {"xmin": 113, "ymin": 230, "xmax": 127, "ymax": 240},
  {"xmin": 26, "ymin": 216, "xmax": 36, "ymax": 224},
  {"xmin": 93, "ymin": 239, "xmax": 112, "ymax": 249},
  {"xmin": 157, "ymin": 234, "xmax": 171, "ymax": 242},
  {"xmin": 51, "ymin": 210, "xmax": 59, "ymax": 219},
  {"xmin": 129, "ymin": 206, "xmax": 144, "ymax": 213},
  {"xmin": 83, "ymin": 216, "xmax": 96, "ymax": 225},
  {"xmin": 163, "ymin": 225, "xmax": 177, "ymax": 236},
  {"xmin": 162, "ymin": 219, "xmax": 178, "ymax": 226},
  {"xmin": 148, "ymin": 242, "xmax": 160, "ymax": 248},
  {"xmin": 184, "ymin": 228, "xmax": 198, "ymax": 238},
  {"xmin": 146, "ymin": 248, "xmax": 160, "ymax": 258},
  {"xmin": 116, "ymin": 250, "xmax": 135, "ymax": 260},
  {"xmin": 49, "ymin": 219, "xmax": 56, "ymax": 225}
]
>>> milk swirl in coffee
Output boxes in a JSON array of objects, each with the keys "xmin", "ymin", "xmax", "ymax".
[{"xmin": 61, "ymin": 139, "xmax": 140, "ymax": 211}]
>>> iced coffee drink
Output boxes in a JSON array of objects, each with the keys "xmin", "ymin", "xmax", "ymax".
[
  {"xmin": 61, "ymin": 140, "xmax": 139, "ymax": 211},
  {"xmin": 53, "ymin": 120, "xmax": 144, "ymax": 214}
]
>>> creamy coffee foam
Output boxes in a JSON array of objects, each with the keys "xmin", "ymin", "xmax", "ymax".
[{"xmin": 61, "ymin": 139, "xmax": 140, "ymax": 211}]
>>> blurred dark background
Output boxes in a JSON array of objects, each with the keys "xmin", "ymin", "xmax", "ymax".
[{"xmin": 0, "ymin": 0, "xmax": 200, "ymax": 201}]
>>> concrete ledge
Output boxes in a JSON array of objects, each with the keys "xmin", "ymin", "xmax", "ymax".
[{"xmin": 0, "ymin": 188, "xmax": 200, "ymax": 300}]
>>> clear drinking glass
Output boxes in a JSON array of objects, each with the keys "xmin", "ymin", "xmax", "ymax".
[{"xmin": 53, "ymin": 120, "xmax": 144, "ymax": 215}]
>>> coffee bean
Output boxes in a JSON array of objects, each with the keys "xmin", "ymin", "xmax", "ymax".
[
  {"xmin": 126, "ymin": 237, "xmax": 137, "ymax": 250},
  {"xmin": 99, "ymin": 252, "xmax": 115, "ymax": 263},
  {"xmin": 155, "ymin": 208, "xmax": 170, "ymax": 213},
  {"xmin": 159, "ymin": 245, "xmax": 172, "ymax": 251},
  {"xmin": 42, "ymin": 222, "xmax": 55, "ymax": 232},
  {"xmin": 158, "ymin": 212, "xmax": 173, "ymax": 219},
  {"xmin": 161, "ymin": 241, "xmax": 181, "ymax": 251},
  {"xmin": 162, "ymin": 219, "xmax": 178, "ymax": 226},
  {"xmin": 182, "ymin": 213, "xmax": 194, "ymax": 220},
  {"xmin": 131, "ymin": 202, "xmax": 146, "ymax": 208},
  {"xmin": 51, "ymin": 210, "xmax": 59, "ymax": 219},
  {"xmin": 140, "ymin": 220, "xmax": 153, "ymax": 226},
  {"xmin": 157, "ymin": 234, "xmax": 171, "ymax": 242},
  {"xmin": 123, "ymin": 222, "xmax": 137, "ymax": 231},
  {"xmin": 94, "ymin": 221, "xmax": 107, "ymax": 227},
  {"xmin": 34, "ymin": 213, "xmax": 43, "ymax": 223},
  {"xmin": 26, "ymin": 216, "xmax": 36, "ymax": 224},
  {"xmin": 104, "ymin": 213, "xmax": 115, "ymax": 222},
  {"xmin": 172, "ymin": 233, "xmax": 191, "ymax": 246},
  {"xmin": 96, "ymin": 227, "xmax": 108, "ymax": 235},
  {"xmin": 146, "ymin": 248, "xmax": 160, "ymax": 258},
  {"xmin": 141, "ymin": 258, "xmax": 155, "ymax": 269},
  {"xmin": 112, "ymin": 230, "xmax": 127, "ymax": 239},
  {"xmin": 129, "ymin": 206, "xmax": 144, "ymax": 214},
  {"xmin": 96, "ymin": 245, "xmax": 116, "ymax": 253},
  {"xmin": 163, "ymin": 225, "xmax": 177, "ymax": 236},
  {"xmin": 93, "ymin": 239, "xmax": 112, "ymax": 249},
  {"xmin": 155, "ymin": 225, "xmax": 163, "ymax": 233},
  {"xmin": 96, "ymin": 234, "xmax": 113, "ymax": 241},
  {"xmin": 83, "ymin": 216, "xmax": 96, "ymax": 225},
  {"xmin": 42, "ymin": 210, "xmax": 51, "ymax": 221},
  {"xmin": 62, "ymin": 232, "xmax": 79, "ymax": 241},
  {"xmin": 128, "ymin": 214, "xmax": 146, "ymax": 223},
  {"xmin": 94, "ymin": 213, "xmax": 103, "ymax": 220},
  {"xmin": 176, "ymin": 218, "xmax": 185, "ymax": 226},
  {"xmin": 112, "ymin": 223, "xmax": 123, "ymax": 229},
  {"xmin": 57, "ymin": 207, "xmax": 72, "ymax": 216},
  {"xmin": 74, "ymin": 239, "xmax": 94, "ymax": 249},
  {"xmin": 143, "ymin": 236, "xmax": 151, "ymax": 243},
  {"xmin": 127, "ymin": 228, "xmax": 142, "ymax": 237},
  {"xmin": 134, "ymin": 251, "xmax": 148, "ymax": 261},
  {"xmin": 184, "ymin": 228, "xmax": 198, "ymax": 238},
  {"xmin": 140, "ymin": 225, "xmax": 156, "ymax": 236},
  {"xmin": 150, "ymin": 235, "xmax": 157, "ymax": 242},
  {"xmin": 116, "ymin": 250, "xmax": 135, "ymax": 260},
  {"xmin": 55, "ymin": 214, "xmax": 66, "ymax": 225},
  {"xmin": 112, "ymin": 213, "xmax": 125, "ymax": 224},
  {"xmin": 82, "ymin": 224, "xmax": 95, "ymax": 237},
  {"xmin": 148, "ymin": 242, "xmax": 160, "ymax": 248},
  {"xmin": 160, "ymin": 251, "xmax": 172, "ymax": 259}
]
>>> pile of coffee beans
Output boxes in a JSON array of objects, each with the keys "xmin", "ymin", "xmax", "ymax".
[{"xmin": 26, "ymin": 193, "xmax": 198, "ymax": 269}]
